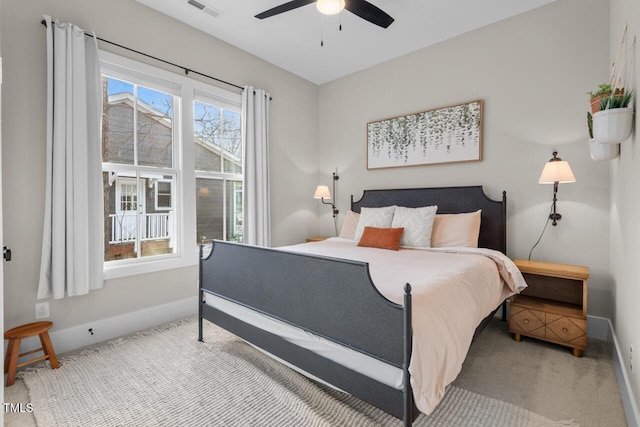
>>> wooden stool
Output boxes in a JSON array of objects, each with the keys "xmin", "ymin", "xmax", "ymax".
[{"xmin": 4, "ymin": 321, "xmax": 59, "ymax": 386}]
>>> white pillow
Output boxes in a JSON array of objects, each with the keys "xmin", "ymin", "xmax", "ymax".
[
  {"xmin": 339, "ymin": 210, "xmax": 360, "ymax": 240},
  {"xmin": 431, "ymin": 210, "xmax": 482, "ymax": 248},
  {"xmin": 391, "ymin": 205, "xmax": 438, "ymax": 247},
  {"xmin": 353, "ymin": 206, "xmax": 397, "ymax": 241}
]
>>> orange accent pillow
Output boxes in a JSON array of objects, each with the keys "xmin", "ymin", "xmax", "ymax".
[{"xmin": 357, "ymin": 226, "xmax": 405, "ymax": 251}]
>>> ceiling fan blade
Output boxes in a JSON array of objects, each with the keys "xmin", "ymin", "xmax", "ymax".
[
  {"xmin": 255, "ymin": 0, "xmax": 316, "ymax": 19},
  {"xmin": 345, "ymin": 0, "xmax": 394, "ymax": 28}
]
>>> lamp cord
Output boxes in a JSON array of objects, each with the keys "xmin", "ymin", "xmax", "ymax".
[
  {"xmin": 333, "ymin": 216, "xmax": 338, "ymax": 237},
  {"xmin": 528, "ymin": 201, "xmax": 554, "ymax": 261}
]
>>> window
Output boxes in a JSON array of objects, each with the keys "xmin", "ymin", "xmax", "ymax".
[
  {"xmin": 154, "ymin": 180, "xmax": 173, "ymax": 210},
  {"xmin": 101, "ymin": 73, "xmax": 179, "ymax": 262},
  {"xmin": 99, "ymin": 51, "xmax": 243, "ymax": 278},
  {"xmin": 194, "ymin": 97, "xmax": 243, "ymax": 244}
]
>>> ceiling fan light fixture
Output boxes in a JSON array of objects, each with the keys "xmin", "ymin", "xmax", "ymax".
[{"xmin": 316, "ymin": 0, "xmax": 345, "ymax": 15}]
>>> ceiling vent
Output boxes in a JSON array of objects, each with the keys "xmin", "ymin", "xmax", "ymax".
[{"xmin": 187, "ymin": 0, "xmax": 222, "ymax": 18}]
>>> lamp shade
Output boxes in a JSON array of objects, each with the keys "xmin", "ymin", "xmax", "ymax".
[
  {"xmin": 316, "ymin": 0, "xmax": 345, "ymax": 15},
  {"xmin": 538, "ymin": 160, "xmax": 576, "ymax": 184},
  {"xmin": 314, "ymin": 185, "xmax": 331, "ymax": 199}
]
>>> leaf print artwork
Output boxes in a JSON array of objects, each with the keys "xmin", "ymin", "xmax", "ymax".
[{"xmin": 367, "ymin": 100, "xmax": 482, "ymax": 169}]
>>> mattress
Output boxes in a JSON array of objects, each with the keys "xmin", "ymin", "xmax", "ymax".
[{"xmin": 203, "ymin": 292, "xmax": 404, "ymax": 389}]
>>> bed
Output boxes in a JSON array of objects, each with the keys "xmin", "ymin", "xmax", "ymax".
[{"xmin": 198, "ymin": 185, "xmax": 526, "ymax": 426}]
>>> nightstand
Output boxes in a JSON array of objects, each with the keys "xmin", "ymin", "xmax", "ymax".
[
  {"xmin": 305, "ymin": 237, "xmax": 328, "ymax": 242},
  {"xmin": 509, "ymin": 259, "xmax": 589, "ymax": 357}
]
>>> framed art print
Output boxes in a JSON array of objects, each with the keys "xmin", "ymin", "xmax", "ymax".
[{"xmin": 367, "ymin": 99, "xmax": 483, "ymax": 169}]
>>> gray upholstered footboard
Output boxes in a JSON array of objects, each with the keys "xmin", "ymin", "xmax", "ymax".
[{"xmin": 198, "ymin": 241, "xmax": 417, "ymax": 423}]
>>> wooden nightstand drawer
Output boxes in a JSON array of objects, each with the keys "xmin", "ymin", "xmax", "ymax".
[
  {"xmin": 546, "ymin": 315, "xmax": 586, "ymax": 348},
  {"xmin": 509, "ymin": 306, "xmax": 545, "ymax": 339}
]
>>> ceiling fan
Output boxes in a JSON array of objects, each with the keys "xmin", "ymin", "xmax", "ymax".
[{"xmin": 255, "ymin": 0, "xmax": 394, "ymax": 29}]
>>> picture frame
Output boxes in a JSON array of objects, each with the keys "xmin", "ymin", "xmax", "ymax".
[{"xmin": 367, "ymin": 99, "xmax": 483, "ymax": 169}]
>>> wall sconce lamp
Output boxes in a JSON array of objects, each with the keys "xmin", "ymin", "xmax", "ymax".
[
  {"xmin": 314, "ymin": 171, "xmax": 340, "ymax": 218},
  {"xmin": 538, "ymin": 151, "xmax": 576, "ymax": 226}
]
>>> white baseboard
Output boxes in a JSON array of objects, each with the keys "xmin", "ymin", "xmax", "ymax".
[
  {"xmin": 8, "ymin": 297, "xmax": 198, "ymax": 360},
  {"xmin": 590, "ymin": 315, "xmax": 640, "ymax": 427}
]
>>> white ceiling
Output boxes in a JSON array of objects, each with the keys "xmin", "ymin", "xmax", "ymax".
[{"xmin": 135, "ymin": 0, "xmax": 556, "ymax": 85}]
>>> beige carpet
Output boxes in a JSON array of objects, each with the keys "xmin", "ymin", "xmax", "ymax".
[
  {"xmin": 455, "ymin": 318, "xmax": 627, "ymax": 427},
  {"xmin": 8, "ymin": 317, "xmax": 582, "ymax": 427}
]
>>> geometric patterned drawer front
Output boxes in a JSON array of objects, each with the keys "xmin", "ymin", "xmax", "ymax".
[
  {"xmin": 509, "ymin": 306, "xmax": 545, "ymax": 339},
  {"xmin": 546, "ymin": 314, "xmax": 587, "ymax": 349}
]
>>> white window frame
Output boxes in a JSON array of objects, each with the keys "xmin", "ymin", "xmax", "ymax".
[{"xmin": 99, "ymin": 51, "xmax": 242, "ymax": 280}]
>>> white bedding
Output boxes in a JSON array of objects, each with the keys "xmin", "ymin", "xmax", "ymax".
[{"xmin": 275, "ymin": 237, "xmax": 527, "ymax": 415}]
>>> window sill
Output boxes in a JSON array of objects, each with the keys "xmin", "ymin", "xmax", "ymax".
[{"xmin": 103, "ymin": 253, "xmax": 198, "ymax": 280}]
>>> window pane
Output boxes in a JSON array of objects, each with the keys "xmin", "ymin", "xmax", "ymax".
[
  {"xmin": 137, "ymin": 86, "xmax": 173, "ymax": 168},
  {"xmin": 194, "ymin": 101, "xmax": 222, "ymax": 172},
  {"xmin": 226, "ymin": 180, "xmax": 243, "ymax": 242},
  {"xmin": 158, "ymin": 182, "xmax": 171, "ymax": 193},
  {"xmin": 104, "ymin": 171, "xmax": 138, "ymax": 261},
  {"xmin": 222, "ymin": 110, "xmax": 242, "ymax": 174},
  {"xmin": 104, "ymin": 171, "xmax": 177, "ymax": 261},
  {"xmin": 103, "ymin": 77, "xmax": 134, "ymax": 164},
  {"xmin": 196, "ymin": 178, "xmax": 223, "ymax": 244},
  {"xmin": 140, "ymin": 173, "xmax": 176, "ymax": 257}
]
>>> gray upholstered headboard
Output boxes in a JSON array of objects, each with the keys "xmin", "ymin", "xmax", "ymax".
[{"xmin": 350, "ymin": 186, "xmax": 506, "ymax": 254}]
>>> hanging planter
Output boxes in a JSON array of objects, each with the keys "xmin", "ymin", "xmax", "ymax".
[
  {"xmin": 588, "ymin": 138, "xmax": 619, "ymax": 161},
  {"xmin": 585, "ymin": 25, "xmax": 635, "ymax": 146},
  {"xmin": 592, "ymin": 107, "xmax": 634, "ymax": 144}
]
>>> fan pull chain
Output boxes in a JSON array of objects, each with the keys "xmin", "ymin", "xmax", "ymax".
[
  {"xmin": 320, "ymin": 15, "xmax": 324, "ymax": 46},
  {"xmin": 339, "ymin": 9, "xmax": 342, "ymax": 31}
]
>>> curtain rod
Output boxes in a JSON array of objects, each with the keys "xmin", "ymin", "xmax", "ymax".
[{"xmin": 40, "ymin": 19, "xmax": 250, "ymax": 94}]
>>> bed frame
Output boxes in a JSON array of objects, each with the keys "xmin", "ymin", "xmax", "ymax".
[{"xmin": 199, "ymin": 186, "xmax": 507, "ymax": 426}]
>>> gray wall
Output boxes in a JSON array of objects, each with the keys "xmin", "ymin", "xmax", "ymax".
[
  {"xmin": 1, "ymin": 0, "xmax": 319, "ymax": 330},
  {"xmin": 610, "ymin": 0, "xmax": 640, "ymax": 411},
  {"xmin": 317, "ymin": 0, "xmax": 612, "ymax": 317}
]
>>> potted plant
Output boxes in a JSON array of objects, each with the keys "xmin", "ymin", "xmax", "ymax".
[
  {"xmin": 587, "ymin": 84, "xmax": 624, "ymax": 113},
  {"xmin": 587, "ymin": 112, "xmax": 619, "ymax": 161},
  {"xmin": 591, "ymin": 88, "xmax": 634, "ymax": 144}
]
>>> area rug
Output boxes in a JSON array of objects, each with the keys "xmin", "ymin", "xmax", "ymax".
[{"xmin": 20, "ymin": 317, "xmax": 578, "ymax": 427}]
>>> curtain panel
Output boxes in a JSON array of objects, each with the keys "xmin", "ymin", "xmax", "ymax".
[
  {"xmin": 37, "ymin": 16, "xmax": 104, "ymax": 299},
  {"xmin": 242, "ymin": 87, "xmax": 271, "ymax": 247}
]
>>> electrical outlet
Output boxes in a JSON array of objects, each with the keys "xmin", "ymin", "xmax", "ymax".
[
  {"xmin": 35, "ymin": 302, "xmax": 49, "ymax": 319},
  {"xmin": 630, "ymin": 345, "xmax": 635, "ymax": 374}
]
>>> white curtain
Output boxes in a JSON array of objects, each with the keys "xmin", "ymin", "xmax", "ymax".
[
  {"xmin": 242, "ymin": 86, "xmax": 271, "ymax": 247},
  {"xmin": 37, "ymin": 16, "xmax": 104, "ymax": 299}
]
